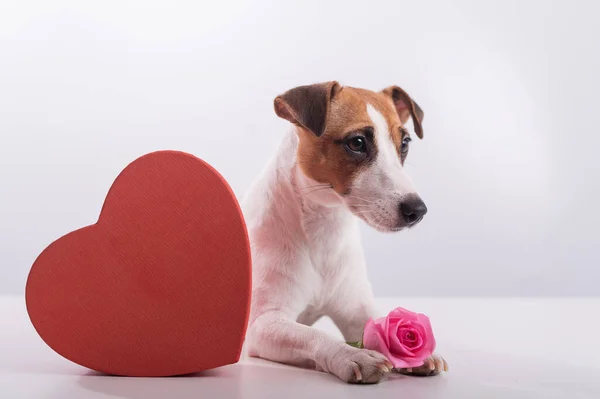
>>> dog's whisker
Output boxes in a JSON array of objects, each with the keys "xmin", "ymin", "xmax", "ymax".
[
  {"xmin": 353, "ymin": 206, "xmax": 375, "ymax": 213},
  {"xmin": 353, "ymin": 210, "xmax": 375, "ymax": 216},
  {"xmin": 345, "ymin": 195, "xmax": 376, "ymax": 204},
  {"xmin": 297, "ymin": 185, "xmax": 331, "ymax": 193},
  {"xmin": 371, "ymin": 214, "xmax": 389, "ymax": 230},
  {"xmin": 297, "ymin": 184, "xmax": 331, "ymax": 192},
  {"xmin": 299, "ymin": 186, "xmax": 333, "ymax": 196}
]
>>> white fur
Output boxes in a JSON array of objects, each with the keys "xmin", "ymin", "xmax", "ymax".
[
  {"xmin": 241, "ymin": 109, "xmax": 435, "ymax": 383},
  {"xmin": 242, "ymin": 130, "xmax": 390, "ymax": 382}
]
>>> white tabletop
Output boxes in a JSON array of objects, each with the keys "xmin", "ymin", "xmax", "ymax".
[{"xmin": 2, "ymin": 296, "xmax": 599, "ymax": 399}]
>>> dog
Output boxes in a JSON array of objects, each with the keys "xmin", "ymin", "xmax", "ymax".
[{"xmin": 241, "ymin": 81, "xmax": 446, "ymax": 383}]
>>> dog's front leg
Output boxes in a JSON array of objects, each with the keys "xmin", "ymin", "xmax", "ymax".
[
  {"xmin": 328, "ymin": 280, "xmax": 378, "ymax": 343},
  {"xmin": 247, "ymin": 312, "xmax": 392, "ymax": 383}
]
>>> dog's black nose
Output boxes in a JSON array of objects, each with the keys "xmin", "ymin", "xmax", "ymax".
[{"xmin": 400, "ymin": 196, "xmax": 428, "ymax": 225}]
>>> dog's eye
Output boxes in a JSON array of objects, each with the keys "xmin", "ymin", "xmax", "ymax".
[
  {"xmin": 346, "ymin": 137, "xmax": 366, "ymax": 153},
  {"xmin": 401, "ymin": 136, "xmax": 412, "ymax": 154}
]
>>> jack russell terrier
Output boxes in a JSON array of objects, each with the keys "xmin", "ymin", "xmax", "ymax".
[{"xmin": 241, "ymin": 82, "xmax": 446, "ymax": 383}]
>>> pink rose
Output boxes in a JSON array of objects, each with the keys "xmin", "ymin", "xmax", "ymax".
[{"xmin": 362, "ymin": 307, "xmax": 436, "ymax": 369}]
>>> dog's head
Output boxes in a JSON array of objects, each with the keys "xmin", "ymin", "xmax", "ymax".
[{"xmin": 275, "ymin": 81, "xmax": 427, "ymax": 232}]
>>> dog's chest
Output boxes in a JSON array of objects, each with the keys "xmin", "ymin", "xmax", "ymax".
[{"xmin": 301, "ymin": 208, "xmax": 362, "ymax": 304}]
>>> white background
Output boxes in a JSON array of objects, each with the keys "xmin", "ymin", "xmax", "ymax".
[{"xmin": 1, "ymin": 0, "xmax": 598, "ymax": 296}]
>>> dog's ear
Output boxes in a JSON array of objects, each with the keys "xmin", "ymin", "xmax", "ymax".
[
  {"xmin": 382, "ymin": 86, "xmax": 424, "ymax": 139},
  {"xmin": 274, "ymin": 81, "xmax": 341, "ymax": 137}
]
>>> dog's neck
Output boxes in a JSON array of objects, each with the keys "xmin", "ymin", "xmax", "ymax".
[{"xmin": 284, "ymin": 130, "xmax": 361, "ymax": 269}]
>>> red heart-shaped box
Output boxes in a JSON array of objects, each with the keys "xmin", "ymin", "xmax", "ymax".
[{"xmin": 25, "ymin": 151, "xmax": 251, "ymax": 377}]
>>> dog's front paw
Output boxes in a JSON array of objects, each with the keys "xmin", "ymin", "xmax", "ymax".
[
  {"xmin": 395, "ymin": 354, "xmax": 448, "ymax": 377},
  {"xmin": 329, "ymin": 347, "xmax": 393, "ymax": 384}
]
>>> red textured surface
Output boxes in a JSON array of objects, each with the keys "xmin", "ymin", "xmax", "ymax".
[{"xmin": 25, "ymin": 151, "xmax": 251, "ymax": 377}]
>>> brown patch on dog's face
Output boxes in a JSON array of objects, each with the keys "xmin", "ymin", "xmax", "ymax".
[{"xmin": 293, "ymin": 86, "xmax": 404, "ymax": 195}]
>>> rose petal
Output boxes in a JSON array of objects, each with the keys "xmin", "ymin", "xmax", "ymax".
[
  {"xmin": 397, "ymin": 327, "xmax": 416, "ymax": 343},
  {"xmin": 389, "ymin": 326, "xmax": 415, "ymax": 357},
  {"xmin": 400, "ymin": 356, "xmax": 430, "ymax": 368},
  {"xmin": 387, "ymin": 307, "xmax": 413, "ymax": 319},
  {"xmin": 412, "ymin": 329, "xmax": 424, "ymax": 350},
  {"xmin": 388, "ymin": 356, "xmax": 412, "ymax": 369},
  {"xmin": 397, "ymin": 327, "xmax": 421, "ymax": 350},
  {"xmin": 400, "ymin": 320, "xmax": 429, "ymax": 352},
  {"xmin": 415, "ymin": 313, "xmax": 436, "ymax": 355},
  {"xmin": 363, "ymin": 319, "xmax": 414, "ymax": 369},
  {"xmin": 382, "ymin": 315, "xmax": 393, "ymax": 348},
  {"xmin": 363, "ymin": 319, "xmax": 392, "ymax": 357},
  {"xmin": 400, "ymin": 325, "xmax": 424, "ymax": 352}
]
